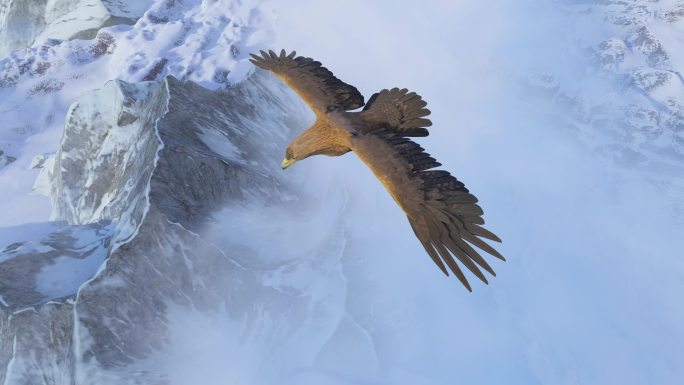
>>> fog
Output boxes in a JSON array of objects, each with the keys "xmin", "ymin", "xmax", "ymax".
[{"xmin": 256, "ymin": 0, "xmax": 683, "ymax": 384}]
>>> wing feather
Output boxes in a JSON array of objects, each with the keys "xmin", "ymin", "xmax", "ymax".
[
  {"xmin": 249, "ymin": 49, "xmax": 364, "ymax": 114},
  {"xmin": 350, "ymin": 130, "xmax": 504, "ymax": 291},
  {"xmin": 361, "ymin": 87, "xmax": 432, "ymax": 137}
]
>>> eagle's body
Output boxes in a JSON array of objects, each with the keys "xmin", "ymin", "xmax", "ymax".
[{"xmin": 251, "ymin": 50, "xmax": 504, "ymax": 291}]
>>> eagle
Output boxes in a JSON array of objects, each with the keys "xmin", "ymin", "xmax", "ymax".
[{"xmin": 250, "ymin": 49, "xmax": 504, "ymax": 291}]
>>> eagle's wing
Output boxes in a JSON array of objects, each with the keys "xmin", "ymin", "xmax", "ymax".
[
  {"xmin": 361, "ymin": 88, "xmax": 432, "ymax": 137},
  {"xmin": 249, "ymin": 49, "xmax": 364, "ymax": 115},
  {"xmin": 350, "ymin": 130, "xmax": 504, "ymax": 291}
]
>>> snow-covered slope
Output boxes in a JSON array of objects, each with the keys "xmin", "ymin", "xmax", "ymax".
[
  {"xmin": 0, "ymin": 0, "xmax": 154, "ymax": 58},
  {"xmin": 523, "ymin": 1, "xmax": 684, "ymax": 199},
  {"xmin": 0, "ymin": 0, "xmax": 272, "ymax": 227}
]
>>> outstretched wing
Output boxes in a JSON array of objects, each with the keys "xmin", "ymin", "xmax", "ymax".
[
  {"xmin": 350, "ymin": 130, "xmax": 504, "ymax": 291},
  {"xmin": 362, "ymin": 88, "xmax": 432, "ymax": 137},
  {"xmin": 249, "ymin": 49, "xmax": 364, "ymax": 115}
]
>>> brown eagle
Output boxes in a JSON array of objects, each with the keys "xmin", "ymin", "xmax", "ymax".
[{"xmin": 250, "ymin": 49, "xmax": 504, "ymax": 291}]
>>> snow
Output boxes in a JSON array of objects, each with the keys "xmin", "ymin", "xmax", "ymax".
[
  {"xmin": 100, "ymin": 0, "xmax": 155, "ymax": 19},
  {"xmin": 0, "ymin": 0, "xmax": 273, "ymax": 227},
  {"xmin": 34, "ymin": 223, "xmax": 114, "ymax": 300},
  {"xmin": 33, "ymin": 1, "xmax": 112, "ymax": 44},
  {"xmin": 0, "ymin": 221, "xmax": 64, "ymax": 256},
  {"xmin": 0, "ymin": 0, "xmax": 151, "ymax": 58},
  {"xmin": 0, "ymin": 221, "xmax": 113, "ymax": 308}
]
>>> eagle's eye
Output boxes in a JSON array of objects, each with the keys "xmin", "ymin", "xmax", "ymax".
[{"xmin": 285, "ymin": 148, "xmax": 294, "ymax": 160}]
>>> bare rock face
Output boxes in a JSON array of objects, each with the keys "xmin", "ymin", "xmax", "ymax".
[
  {"xmin": 0, "ymin": 69, "xmax": 349, "ymax": 384},
  {"xmin": 0, "ymin": 0, "xmax": 150, "ymax": 58}
]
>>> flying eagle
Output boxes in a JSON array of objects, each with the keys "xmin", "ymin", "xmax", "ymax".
[{"xmin": 250, "ymin": 49, "xmax": 504, "ymax": 291}]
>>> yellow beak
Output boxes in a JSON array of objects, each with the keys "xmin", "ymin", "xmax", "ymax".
[{"xmin": 281, "ymin": 158, "xmax": 295, "ymax": 169}]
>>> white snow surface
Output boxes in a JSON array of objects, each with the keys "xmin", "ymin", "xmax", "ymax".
[{"xmin": 0, "ymin": 0, "xmax": 154, "ymax": 58}]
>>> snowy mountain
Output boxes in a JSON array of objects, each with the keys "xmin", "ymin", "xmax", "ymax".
[
  {"xmin": 1, "ymin": 69, "xmax": 349, "ymax": 383},
  {"xmin": 0, "ymin": 0, "xmax": 272, "ymax": 227},
  {"xmin": 524, "ymin": 0, "xmax": 684, "ymax": 200},
  {"xmin": 0, "ymin": 1, "xmax": 345, "ymax": 383},
  {"xmin": 1, "ymin": 0, "xmax": 683, "ymax": 384}
]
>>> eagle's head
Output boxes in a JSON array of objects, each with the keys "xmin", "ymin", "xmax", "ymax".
[
  {"xmin": 281, "ymin": 147, "xmax": 296, "ymax": 169},
  {"xmin": 281, "ymin": 125, "xmax": 351, "ymax": 170}
]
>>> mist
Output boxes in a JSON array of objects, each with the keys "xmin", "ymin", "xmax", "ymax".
[{"xmin": 258, "ymin": 0, "xmax": 682, "ymax": 384}]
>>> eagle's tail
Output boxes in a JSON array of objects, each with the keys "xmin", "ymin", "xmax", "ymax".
[{"xmin": 362, "ymin": 88, "xmax": 432, "ymax": 137}]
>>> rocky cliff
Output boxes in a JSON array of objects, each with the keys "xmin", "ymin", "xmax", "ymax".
[{"xmin": 0, "ymin": 69, "xmax": 355, "ymax": 384}]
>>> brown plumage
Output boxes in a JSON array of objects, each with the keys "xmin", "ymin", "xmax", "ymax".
[{"xmin": 250, "ymin": 49, "xmax": 504, "ymax": 291}]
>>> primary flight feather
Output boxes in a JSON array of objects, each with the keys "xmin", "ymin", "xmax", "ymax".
[{"xmin": 250, "ymin": 49, "xmax": 505, "ymax": 291}]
